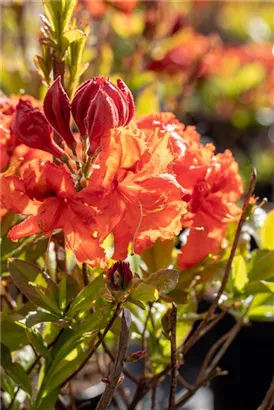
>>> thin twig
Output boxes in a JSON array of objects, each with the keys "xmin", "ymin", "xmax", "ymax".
[
  {"xmin": 172, "ymin": 367, "xmax": 226, "ymax": 409},
  {"xmin": 95, "ymin": 309, "xmax": 132, "ymax": 410},
  {"xmin": 257, "ymin": 376, "xmax": 274, "ymax": 410},
  {"xmin": 182, "ymin": 170, "xmax": 256, "ymax": 355},
  {"xmin": 183, "ymin": 310, "xmax": 227, "ymax": 356},
  {"xmin": 101, "ymin": 338, "xmax": 138, "ymax": 384},
  {"xmin": 177, "ymin": 374, "xmax": 193, "ymax": 392},
  {"xmin": 205, "ymin": 321, "xmax": 242, "ymax": 375},
  {"xmin": 151, "ymin": 385, "xmax": 157, "ymax": 410},
  {"xmin": 141, "ymin": 303, "xmax": 153, "ymax": 376},
  {"xmin": 168, "ymin": 303, "xmax": 178, "ymax": 410},
  {"xmin": 117, "ymin": 384, "xmax": 130, "ymax": 407},
  {"xmin": 69, "ymin": 382, "xmax": 76, "ymax": 410},
  {"xmin": 197, "ymin": 320, "xmax": 242, "ymax": 383}
]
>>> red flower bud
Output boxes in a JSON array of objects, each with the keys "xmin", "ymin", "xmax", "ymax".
[
  {"xmin": 43, "ymin": 77, "xmax": 75, "ymax": 149},
  {"xmin": 11, "ymin": 99, "xmax": 64, "ymax": 158},
  {"xmin": 106, "ymin": 261, "xmax": 133, "ymax": 291},
  {"xmin": 71, "ymin": 77, "xmax": 135, "ymax": 153},
  {"xmin": 125, "ymin": 350, "xmax": 147, "ymax": 362}
]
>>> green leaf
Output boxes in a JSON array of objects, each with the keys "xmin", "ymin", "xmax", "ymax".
[
  {"xmin": 62, "ymin": 0, "xmax": 78, "ymax": 33},
  {"xmin": 8, "ymin": 259, "xmax": 60, "ymax": 314},
  {"xmin": 1, "ymin": 313, "xmax": 29, "ymax": 351},
  {"xmin": 130, "ymin": 282, "xmax": 159, "ymax": 302},
  {"xmin": 25, "ymin": 327, "xmax": 51, "ymax": 361},
  {"xmin": 260, "ymin": 210, "xmax": 274, "ymax": 250},
  {"xmin": 248, "ymin": 293, "xmax": 274, "ymax": 322},
  {"xmin": 67, "ymin": 274, "xmax": 105, "ymax": 316},
  {"xmin": 247, "ymin": 250, "xmax": 274, "ymax": 282},
  {"xmin": 61, "ymin": 29, "xmax": 86, "ymax": 52},
  {"xmin": 141, "ymin": 239, "xmax": 175, "ymax": 274},
  {"xmin": 25, "ymin": 309, "xmax": 60, "ymax": 328},
  {"xmin": 50, "ymin": 304, "xmax": 113, "ymax": 360},
  {"xmin": 231, "ymin": 255, "xmax": 248, "ymax": 293},
  {"xmin": 1, "ymin": 343, "xmax": 32, "ymax": 395},
  {"xmin": 1, "ymin": 371, "xmax": 16, "ymax": 398},
  {"xmin": 41, "ymin": 335, "xmax": 97, "ymax": 397},
  {"xmin": 1, "ymin": 342, "xmax": 13, "ymax": 368},
  {"xmin": 145, "ymin": 269, "xmax": 179, "ymax": 295},
  {"xmin": 58, "ymin": 275, "xmax": 67, "ymax": 311},
  {"xmin": 42, "ymin": 0, "xmax": 77, "ymax": 40},
  {"xmin": 33, "ymin": 55, "xmax": 49, "ymax": 82},
  {"xmin": 244, "ymin": 280, "xmax": 274, "ymax": 295},
  {"xmin": 32, "ymin": 387, "xmax": 60, "ymax": 410}
]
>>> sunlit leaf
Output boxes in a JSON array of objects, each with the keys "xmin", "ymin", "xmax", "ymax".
[
  {"xmin": 141, "ymin": 239, "xmax": 175, "ymax": 274},
  {"xmin": 67, "ymin": 274, "xmax": 105, "ymax": 316},
  {"xmin": 260, "ymin": 210, "xmax": 274, "ymax": 250},
  {"xmin": 247, "ymin": 250, "xmax": 274, "ymax": 281},
  {"xmin": 1, "ymin": 314, "xmax": 28, "ymax": 351},
  {"xmin": 1, "ymin": 343, "xmax": 32, "ymax": 395}
]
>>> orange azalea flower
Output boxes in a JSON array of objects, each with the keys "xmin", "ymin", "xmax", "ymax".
[
  {"xmin": 1, "ymin": 160, "xmax": 105, "ymax": 266},
  {"xmin": 78, "ymin": 0, "xmax": 138, "ymax": 18},
  {"xmin": 137, "ymin": 112, "xmax": 243, "ymax": 269},
  {"xmin": 0, "ymin": 95, "xmax": 52, "ymax": 219},
  {"xmin": 147, "ymin": 28, "xmax": 214, "ymax": 76},
  {"xmin": 176, "ymin": 149, "xmax": 243, "ymax": 269},
  {"xmin": 77, "ymin": 127, "xmax": 187, "ymax": 259}
]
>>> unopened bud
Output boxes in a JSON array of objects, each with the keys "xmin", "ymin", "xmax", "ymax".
[
  {"xmin": 117, "ymin": 375, "xmax": 125, "ymax": 386},
  {"xmin": 11, "ymin": 99, "xmax": 64, "ymax": 158},
  {"xmin": 43, "ymin": 76, "xmax": 76, "ymax": 149},
  {"xmin": 125, "ymin": 350, "xmax": 147, "ymax": 362},
  {"xmin": 71, "ymin": 76, "xmax": 135, "ymax": 154},
  {"xmin": 106, "ymin": 261, "xmax": 133, "ymax": 292}
]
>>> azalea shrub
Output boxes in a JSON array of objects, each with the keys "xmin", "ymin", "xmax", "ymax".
[{"xmin": 0, "ymin": 1, "xmax": 274, "ymax": 410}]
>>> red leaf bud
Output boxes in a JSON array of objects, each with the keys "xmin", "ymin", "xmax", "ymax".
[
  {"xmin": 11, "ymin": 99, "xmax": 64, "ymax": 158},
  {"xmin": 43, "ymin": 77, "xmax": 75, "ymax": 149},
  {"xmin": 106, "ymin": 261, "xmax": 133, "ymax": 292},
  {"xmin": 125, "ymin": 350, "xmax": 147, "ymax": 362}
]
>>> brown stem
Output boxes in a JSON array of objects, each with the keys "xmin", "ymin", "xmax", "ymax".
[
  {"xmin": 53, "ymin": 54, "xmax": 65, "ymax": 83},
  {"xmin": 257, "ymin": 376, "xmax": 274, "ymax": 410},
  {"xmin": 182, "ymin": 169, "xmax": 256, "ymax": 355},
  {"xmin": 53, "ymin": 231, "xmax": 67, "ymax": 278},
  {"xmin": 177, "ymin": 374, "xmax": 193, "ymax": 392},
  {"xmin": 117, "ymin": 385, "xmax": 130, "ymax": 407},
  {"xmin": 151, "ymin": 385, "xmax": 157, "ymax": 410},
  {"xmin": 168, "ymin": 303, "xmax": 178, "ymax": 410},
  {"xmin": 101, "ymin": 338, "xmax": 138, "ymax": 384},
  {"xmin": 183, "ymin": 311, "xmax": 227, "ymax": 356},
  {"xmin": 172, "ymin": 367, "xmax": 226, "ymax": 409},
  {"xmin": 197, "ymin": 321, "xmax": 242, "ymax": 384},
  {"xmin": 141, "ymin": 303, "xmax": 153, "ymax": 376},
  {"xmin": 69, "ymin": 382, "xmax": 76, "ymax": 410},
  {"xmin": 95, "ymin": 309, "xmax": 131, "ymax": 410},
  {"xmin": 82, "ymin": 263, "xmax": 88, "ymax": 286}
]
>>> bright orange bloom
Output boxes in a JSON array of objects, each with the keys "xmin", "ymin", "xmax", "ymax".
[
  {"xmin": 147, "ymin": 28, "xmax": 216, "ymax": 76},
  {"xmin": 0, "ymin": 95, "xmax": 52, "ymax": 219},
  {"xmin": 176, "ymin": 149, "xmax": 243, "ymax": 269},
  {"xmin": 77, "ymin": 127, "xmax": 186, "ymax": 259},
  {"xmin": 137, "ymin": 112, "xmax": 243, "ymax": 269},
  {"xmin": 1, "ymin": 160, "xmax": 105, "ymax": 266},
  {"xmin": 78, "ymin": 0, "xmax": 138, "ymax": 18}
]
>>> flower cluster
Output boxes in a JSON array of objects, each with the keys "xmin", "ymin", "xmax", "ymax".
[
  {"xmin": 78, "ymin": 0, "xmax": 138, "ymax": 19},
  {"xmin": 1, "ymin": 76, "xmax": 243, "ymax": 270}
]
